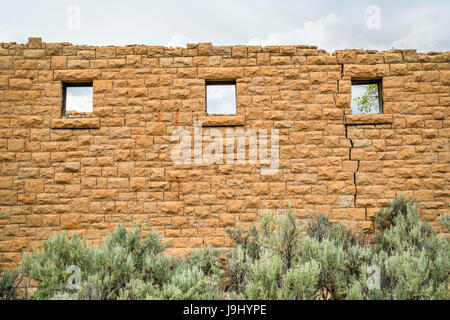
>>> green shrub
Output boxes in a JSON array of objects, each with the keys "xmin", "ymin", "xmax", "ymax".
[
  {"xmin": 10, "ymin": 196, "xmax": 449, "ymax": 300},
  {"xmin": 21, "ymin": 224, "xmax": 177, "ymax": 300},
  {"xmin": 184, "ymin": 246, "xmax": 224, "ymax": 277},
  {"xmin": 224, "ymin": 197, "xmax": 448, "ymax": 300},
  {"xmin": 224, "ymin": 245, "xmax": 248, "ymax": 295},
  {"xmin": 244, "ymin": 252, "xmax": 283, "ymax": 299},
  {"xmin": 160, "ymin": 265, "xmax": 221, "ymax": 300},
  {"xmin": 371, "ymin": 197, "xmax": 449, "ymax": 299},
  {"xmin": 226, "ymin": 223, "xmax": 260, "ymax": 262},
  {"xmin": 21, "ymin": 232, "xmax": 92, "ymax": 299},
  {"xmin": 280, "ymin": 261, "xmax": 321, "ymax": 300},
  {"xmin": 0, "ymin": 269, "xmax": 22, "ymax": 300},
  {"xmin": 437, "ymin": 213, "xmax": 450, "ymax": 231},
  {"xmin": 306, "ymin": 213, "xmax": 356, "ymax": 247}
]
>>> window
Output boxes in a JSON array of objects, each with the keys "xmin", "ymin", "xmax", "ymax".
[
  {"xmin": 350, "ymin": 79, "xmax": 382, "ymax": 114},
  {"xmin": 206, "ymin": 81, "xmax": 236, "ymax": 115},
  {"xmin": 62, "ymin": 83, "xmax": 93, "ymax": 117}
]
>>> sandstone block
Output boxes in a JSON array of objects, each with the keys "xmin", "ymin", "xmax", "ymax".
[{"xmin": 159, "ymin": 202, "xmax": 182, "ymax": 215}]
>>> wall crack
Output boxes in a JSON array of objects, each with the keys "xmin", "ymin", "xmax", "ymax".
[
  {"xmin": 344, "ymin": 119, "xmax": 360, "ymax": 209},
  {"xmin": 339, "ymin": 69, "xmax": 360, "ymax": 210}
]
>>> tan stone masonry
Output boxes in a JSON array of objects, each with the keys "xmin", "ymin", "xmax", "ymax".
[{"xmin": 0, "ymin": 37, "xmax": 448, "ymax": 268}]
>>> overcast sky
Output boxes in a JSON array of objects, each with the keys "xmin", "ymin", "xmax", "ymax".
[
  {"xmin": 65, "ymin": 86, "xmax": 93, "ymax": 113},
  {"xmin": 207, "ymin": 84, "xmax": 237, "ymax": 115},
  {"xmin": 0, "ymin": 0, "xmax": 449, "ymax": 53}
]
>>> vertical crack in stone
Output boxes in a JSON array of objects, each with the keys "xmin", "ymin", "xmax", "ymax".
[
  {"xmin": 352, "ymin": 139, "xmax": 360, "ymax": 208},
  {"xmin": 344, "ymin": 120, "xmax": 359, "ymax": 208},
  {"xmin": 339, "ymin": 66, "xmax": 359, "ymax": 209}
]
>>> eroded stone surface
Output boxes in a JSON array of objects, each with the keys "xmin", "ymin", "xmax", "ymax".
[{"xmin": 0, "ymin": 38, "xmax": 448, "ymax": 266}]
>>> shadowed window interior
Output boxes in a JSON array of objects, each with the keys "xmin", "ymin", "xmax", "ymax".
[
  {"xmin": 63, "ymin": 83, "xmax": 93, "ymax": 117},
  {"xmin": 351, "ymin": 80, "xmax": 382, "ymax": 114},
  {"xmin": 206, "ymin": 81, "xmax": 236, "ymax": 115}
]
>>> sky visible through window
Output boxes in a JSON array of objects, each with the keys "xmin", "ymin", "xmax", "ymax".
[
  {"xmin": 66, "ymin": 86, "xmax": 93, "ymax": 113},
  {"xmin": 206, "ymin": 84, "xmax": 236, "ymax": 115}
]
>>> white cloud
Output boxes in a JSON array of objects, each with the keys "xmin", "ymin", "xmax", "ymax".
[
  {"xmin": 248, "ymin": 14, "xmax": 339, "ymax": 47},
  {"xmin": 0, "ymin": 30, "xmax": 27, "ymax": 43},
  {"xmin": 390, "ymin": 7, "xmax": 450, "ymax": 52},
  {"xmin": 167, "ymin": 34, "xmax": 194, "ymax": 48},
  {"xmin": 247, "ymin": 8, "xmax": 450, "ymax": 53},
  {"xmin": 247, "ymin": 14, "xmax": 388, "ymax": 52},
  {"xmin": 1, "ymin": 2, "xmax": 449, "ymax": 53}
]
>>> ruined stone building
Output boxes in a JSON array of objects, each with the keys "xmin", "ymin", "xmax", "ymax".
[{"xmin": 0, "ymin": 37, "xmax": 448, "ymax": 268}]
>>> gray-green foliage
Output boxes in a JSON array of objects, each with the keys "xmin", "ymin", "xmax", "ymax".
[
  {"xmin": 372, "ymin": 196, "xmax": 449, "ymax": 299},
  {"xmin": 21, "ymin": 232, "xmax": 92, "ymax": 299},
  {"xmin": 0, "ymin": 269, "xmax": 23, "ymax": 300},
  {"xmin": 4, "ymin": 196, "xmax": 449, "ymax": 300},
  {"xmin": 20, "ymin": 224, "xmax": 222, "ymax": 300},
  {"xmin": 280, "ymin": 261, "xmax": 321, "ymax": 300},
  {"xmin": 226, "ymin": 207, "xmax": 374, "ymax": 300},
  {"xmin": 437, "ymin": 213, "xmax": 450, "ymax": 232},
  {"xmin": 159, "ymin": 245, "xmax": 224, "ymax": 300},
  {"xmin": 184, "ymin": 245, "xmax": 224, "ymax": 277},
  {"xmin": 160, "ymin": 265, "xmax": 222, "ymax": 300},
  {"xmin": 244, "ymin": 252, "xmax": 283, "ymax": 299},
  {"xmin": 225, "ymin": 197, "xmax": 448, "ymax": 300}
]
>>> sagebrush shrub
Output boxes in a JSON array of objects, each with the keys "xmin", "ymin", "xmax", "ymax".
[
  {"xmin": 371, "ymin": 197, "xmax": 449, "ymax": 300},
  {"xmin": 244, "ymin": 252, "xmax": 283, "ymax": 299},
  {"xmin": 20, "ymin": 232, "xmax": 92, "ymax": 299},
  {"xmin": 160, "ymin": 265, "xmax": 222, "ymax": 300},
  {"xmin": 225, "ymin": 197, "xmax": 448, "ymax": 300},
  {"xmin": 0, "ymin": 269, "xmax": 22, "ymax": 300},
  {"xmin": 19, "ymin": 224, "xmax": 224, "ymax": 300},
  {"xmin": 2, "ymin": 196, "xmax": 447, "ymax": 300},
  {"xmin": 279, "ymin": 261, "xmax": 321, "ymax": 300}
]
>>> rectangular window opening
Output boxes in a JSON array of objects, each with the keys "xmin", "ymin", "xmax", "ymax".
[
  {"xmin": 62, "ymin": 83, "xmax": 93, "ymax": 117},
  {"xmin": 206, "ymin": 81, "xmax": 237, "ymax": 115},
  {"xmin": 350, "ymin": 79, "xmax": 382, "ymax": 114}
]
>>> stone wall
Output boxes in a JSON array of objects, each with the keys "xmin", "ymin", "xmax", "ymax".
[{"xmin": 0, "ymin": 37, "xmax": 448, "ymax": 269}]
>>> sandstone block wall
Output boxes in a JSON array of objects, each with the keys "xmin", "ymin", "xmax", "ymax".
[{"xmin": 0, "ymin": 38, "xmax": 448, "ymax": 268}]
